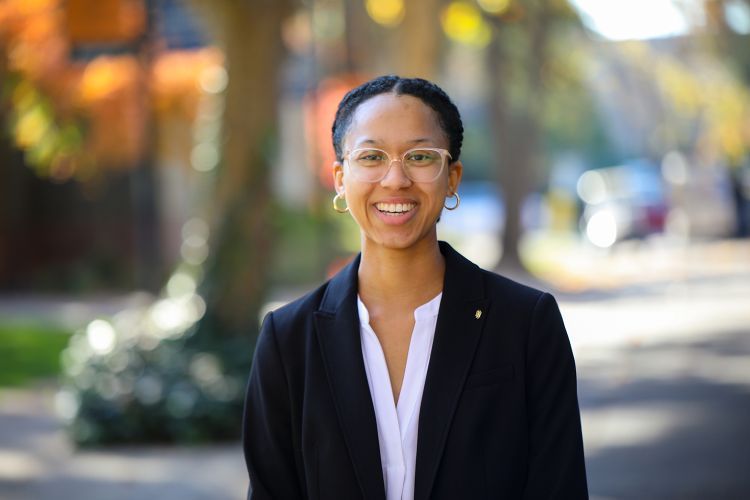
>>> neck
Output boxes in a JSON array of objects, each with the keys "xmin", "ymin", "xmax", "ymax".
[{"xmin": 357, "ymin": 236, "xmax": 445, "ymax": 308}]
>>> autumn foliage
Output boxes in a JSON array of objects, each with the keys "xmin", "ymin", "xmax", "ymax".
[{"xmin": 0, "ymin": 0, "xmax": 222, "ymax": 182}]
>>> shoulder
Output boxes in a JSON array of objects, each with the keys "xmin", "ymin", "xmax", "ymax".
[
  {"xmin": 264, "ymin": 281, "xmax": 330, "ymax": 338},
  {"xmin": 261, "ymin": 253, "xmax": 359, "ymax": 357},
  {"xmin": 475, "ymin": 267, "xmax": 560, "ymax": 323},
  {"xmin": 479, "ymin": 268, "xmax": 548, "ymax": 304},
  {"xmin": 252, "ymin": 282, "xmax": 331, "ymax": 371}
]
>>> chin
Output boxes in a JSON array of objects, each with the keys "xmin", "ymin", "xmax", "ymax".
[{"xmin": 364, "ymin": 228, "xmax": 436, "ymax": 252}]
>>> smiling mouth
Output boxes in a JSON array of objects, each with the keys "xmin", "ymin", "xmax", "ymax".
[{"xmin": 375, "ymin": 202, "xmax": 416, "ymax": 215}]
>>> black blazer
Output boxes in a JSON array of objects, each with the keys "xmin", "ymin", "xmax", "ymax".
[{"xmin": 243, "ymin": 242, "xmax": 588, "ymax": 499}]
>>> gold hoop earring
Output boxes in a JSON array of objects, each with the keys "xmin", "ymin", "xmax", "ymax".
[
  {"xmin": 332, "ymin": 192, "xmax": 348, "ymax": 213},
  {"xmin": 444, "ymin": 192, "xmax": 460, "ymax": 210}
]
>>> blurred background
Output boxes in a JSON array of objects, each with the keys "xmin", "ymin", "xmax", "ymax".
[{"xmin": 0, "ymin": 0, "xmax": 749, "ymax": 498}]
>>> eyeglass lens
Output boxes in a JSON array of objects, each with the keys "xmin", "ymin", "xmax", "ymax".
[{"xmin": 348, "ymin": 148, "xmax": 446, "ymax": 182}]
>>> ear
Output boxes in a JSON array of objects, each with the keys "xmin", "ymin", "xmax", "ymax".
[
  {"xmin": 447, "ymin": 160, "xmax": 463, "ymax": 195},
  {"xmin": 332, "ymin": 161, "xmax": 345, "ymax": 194}
]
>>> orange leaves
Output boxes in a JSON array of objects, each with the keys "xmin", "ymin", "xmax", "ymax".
[
  {"xmin": 79, "ymin": 55, "xmax": 140, "ymax": 103},
  {"xmin": 77, "ymin": 55, "xmax": 147, "ymax": 169},
  {"xmin": 151, "ymin": 48, "xmax": 224, "ymax": 121},
  {"xmin": 303, "ymin": 74, "xmax": 364, "ymax": 189},
  {"xmin": 0, "ymin": 0, "xmax": 68, "ymax": 83},
  {"xmin": 0, "ymin": 0, "xmax": 225, "ymax": 181}
]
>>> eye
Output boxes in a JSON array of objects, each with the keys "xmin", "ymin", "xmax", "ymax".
[
  {"xmin": 405, "ymin": 150, "xmax": 438, "ymax": 164},
  {"xmin": 353, "ymin": 149, "xmax": 387, "ymax": 165}
]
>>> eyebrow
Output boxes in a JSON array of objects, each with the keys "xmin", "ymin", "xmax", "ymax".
[{"xmin": 356, "ymin": 137, "xmax": 433, "ymax": 147}]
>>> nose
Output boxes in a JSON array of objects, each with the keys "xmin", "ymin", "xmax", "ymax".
[{"xmin": 380, "ymin": 158, "xmax": 412, "ymax": 189}]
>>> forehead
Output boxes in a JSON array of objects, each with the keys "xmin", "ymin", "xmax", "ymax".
[{"xmin": 345, "ymin": 93, "xmax": 446, "ymax": 149}]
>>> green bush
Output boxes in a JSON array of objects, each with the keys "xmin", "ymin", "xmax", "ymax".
[{"xmin": 59, "ymin": 295, "xmax": 254, "ymax": 446}]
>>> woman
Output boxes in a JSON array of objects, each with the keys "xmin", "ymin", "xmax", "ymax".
[{"xmin": 243, "ymin": 75, "xmax": 588, "ymax": 499}]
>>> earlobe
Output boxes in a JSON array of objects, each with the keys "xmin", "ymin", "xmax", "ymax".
[{"xmin": 332, "ymin": 161, "xmax": 345, "ymax": 193}]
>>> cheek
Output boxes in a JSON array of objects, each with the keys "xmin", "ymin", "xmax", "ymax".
[
  {"xmin": 433, "ymin": 180, "xmax": 452, "ymax": 202},
  {"xmin": 342, "ymin": 181, "xmax": 370, "ymax": 210}
]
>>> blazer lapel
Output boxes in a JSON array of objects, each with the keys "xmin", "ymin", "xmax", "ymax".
[
  {"xmin": 314, "ymin": 254, "xmax": 386, "ymax": 500},
  {"xmin": 415, "ymin": 241, "xmax": 489, "ymax": 500}
]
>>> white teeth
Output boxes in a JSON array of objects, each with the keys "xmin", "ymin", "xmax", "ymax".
[{"xmin": 376, "ymin": 202, "xmax": 415, "ymax": 214}]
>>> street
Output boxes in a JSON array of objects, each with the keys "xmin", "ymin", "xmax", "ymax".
[{"xmin": 569, "ymin": 273, "xmax": 750, "ymax": 499}]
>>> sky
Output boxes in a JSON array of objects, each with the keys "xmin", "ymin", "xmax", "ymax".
[{"xmin": 570, "ymin": 0, "xmax": 694, "ymax": 40}]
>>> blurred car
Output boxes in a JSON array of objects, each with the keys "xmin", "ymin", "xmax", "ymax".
[
  {"xmin": 666, "ymin": 163, "xmax": 736, "ymax": 239},
  {"xmin": 577, "ymin": 159, "xmax": 668, "ymax": 248}
]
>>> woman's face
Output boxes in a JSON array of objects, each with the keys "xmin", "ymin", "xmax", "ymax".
[{"xmin": 333, "ymin": 93, "xmax": 462, "ymax": 252}]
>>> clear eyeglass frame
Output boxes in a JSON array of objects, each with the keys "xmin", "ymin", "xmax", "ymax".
[{"xmin": 343, "ymin": 147, "xmax": 453, "ymax": 183}]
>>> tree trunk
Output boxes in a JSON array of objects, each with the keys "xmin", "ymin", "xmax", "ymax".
[
  {"xmin": 488, "ymin": 3, "xmax": 550, "ymax": 272},
  {"xmin": 394, "ymin": 0, "xmax": 442, "ymax": 79},
  {"xmin": 191, "ymin": 0, "xmax": 290, "ymax": 340}
]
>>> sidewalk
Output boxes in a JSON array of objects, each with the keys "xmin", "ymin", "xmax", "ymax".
[
  {"xmin": 521, "ymin": 234, "xmax": 750, "ymax": 293},
  {"xmin": 567, "ymin": 282, "xmax": 750, "ymax": 499},
  {"xmin": 0, "ymin": 386, "xmax": 246, "ymax": 500}
]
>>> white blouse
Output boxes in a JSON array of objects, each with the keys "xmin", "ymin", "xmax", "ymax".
[{"xmin": 357, "ymin": 292, "xmax": 442, "ymax": 500}]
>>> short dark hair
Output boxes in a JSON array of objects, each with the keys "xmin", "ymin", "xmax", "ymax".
[{"xmin": 331, "ymin": 75, "xmax": 464, "ymax": 163}]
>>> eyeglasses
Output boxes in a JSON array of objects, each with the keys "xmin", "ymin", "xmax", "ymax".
[{"xmin": 343, "ymin": 147, "xmax": 452, "ymax": 183}]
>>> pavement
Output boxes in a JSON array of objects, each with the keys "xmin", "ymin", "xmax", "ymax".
[
  {"xmin": 571, "ymin": 276, "xmax": 750, "ymax": 499},
  {"xmin": 1, "ymin": 239, "xmax": 749, "ymax": 499},
  {"xmin": 0, "ymin": 386, "xmax": 245, "ymax": 500}
]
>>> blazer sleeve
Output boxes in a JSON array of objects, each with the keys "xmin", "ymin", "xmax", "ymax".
[
  {"xmin": 242, "ymin": 311, "xmax": 303, "ymax": 500},
  {"xmin": 523, "ymin": 293, "xmax": 588, "ymax": 499}
]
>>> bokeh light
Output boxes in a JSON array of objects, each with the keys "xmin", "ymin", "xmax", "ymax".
[
  {"xmin": 661, "ymin": 151, "xmax": 689, "ymax": 186},
  {"xmin": 199, "ymin": 65, "xmax": 228, "ymax": 95},
  {"xmin": 365, "ymin": 0, "xmax": 405, "ymax": 27},
  {"xmin": 477, "ymin": 0, "xmax": 511, "ymax": 16},
  {"xmin": 85, "ymin": 319, "xmax": 116, "ymax": 355},
  {"xmin": 576, "ymin": 170, "xmax": 607, "ymax": 205},
  {"xmin": 190, "ymin": 143, "xmax": 219, "ymax": 172},
  {"xmin": 586, "ymin": 209, "xmax": 618, "ymax": 248},
  {"xmin": 724, "ymin": 0, "xmax": 750, "ymax": 34},
  {"xmin": 441, "ymin": 1, "xmax": 492, "ymax": 48}
]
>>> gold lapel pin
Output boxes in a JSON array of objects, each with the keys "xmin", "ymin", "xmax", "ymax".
[{"xmin": 475, "ymin": 310, "xmax": 482, "ymax": 319}]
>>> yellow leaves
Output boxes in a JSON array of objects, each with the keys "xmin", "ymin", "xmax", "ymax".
[
  {"xmin": 14, "ymin": 102, "xmax": 50, "ymax": 148},
  {"xmin": 657, "ymin": 62, "xmax": 701, "ymax": 115},
  {"xmin": 477, "ymin": 0, "xmax": 511, "ymax": 16},
  {"xmin": 365, "ymin": 0, "xmax": 405, "ymax": 27},
  {"xmin": 616, "ymin": 42, "xmax": 750, "ymax": 164},
  {"xmin": 709, "ymin": 88, "xmax": 750, "ymax": 163},
  {"xmin": 12, "ymin": 83, "xmax": 52, "ymax": 148},
  {"xmin": 441, "ymin": 1, "xmax": 492, "ymax": 48},
  {"xmin": 5, "ymin": 78, "xmax": 86, "ymax": 181},
  {"xmin": 684, "ymin": 66, "xmax": 750, "ymax": 163},
  {"xmin": 717, "ymin": 124, "xmax": 744, "ymax": 162}
]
